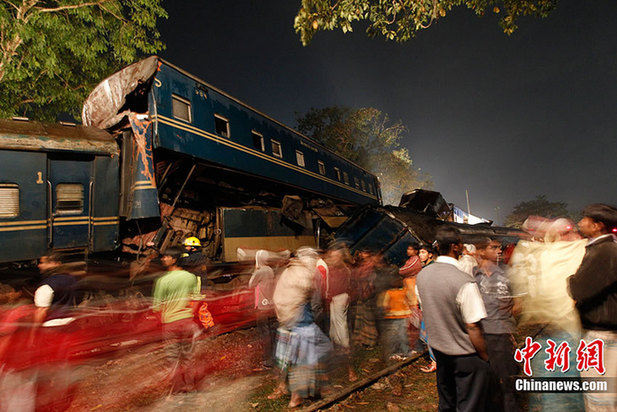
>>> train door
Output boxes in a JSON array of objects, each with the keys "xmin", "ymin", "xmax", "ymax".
[
  {"xmin": 48, "ymin": 157, "xmax": 93, "ymax": 249},
  {"xmin": 0, "ymin": 150, "xmax": 48, "ymax": 263}
]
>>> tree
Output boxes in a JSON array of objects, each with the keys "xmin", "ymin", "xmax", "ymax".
[
  {"xmin": 296, "ymin": 106, "xmax": 431, "ymax": 205},
  {"xmin": 505, "ymin": 195, "xmax": 571, "ymax": 228},
  {"xmin": 294, "ymin": 0, "xmax": 556, "ymax": 46},
  {"xmin": 0, "ymin": 0, "xmax": 167, "ymax": 120}
]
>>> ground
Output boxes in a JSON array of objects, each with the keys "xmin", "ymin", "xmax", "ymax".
[{"xmin": 61, "ymin": 327, "xmax": 439, "ymax": 411}]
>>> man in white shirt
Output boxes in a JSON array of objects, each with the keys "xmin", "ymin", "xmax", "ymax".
[{"xmin": 416, "ymin": 227, "xmax": 492, "ymax": 411}]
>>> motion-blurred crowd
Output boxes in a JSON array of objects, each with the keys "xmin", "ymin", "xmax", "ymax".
[{"xmin": 1, "ymin": 203, "xmax": 616, "ymax": 411}]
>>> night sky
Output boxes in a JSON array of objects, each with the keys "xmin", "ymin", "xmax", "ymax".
[{"xmin": 158, "ymin": 0, "xmax": 617, "ymax": 224}]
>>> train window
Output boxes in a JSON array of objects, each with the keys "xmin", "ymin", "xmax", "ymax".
[
  {"xmin": 296, "ymin": 151, "xmax": 305, "ymax": 167},
  {"xmin": 252, "ymin": 131, "xmax": 265, "ymax": 151},
  {"xmin": 56, "ymin": 184, "xmax": 84, "ymax": 214},
  {"xmin": 334, "ymin": 167, "xmax": 341, "ymax": 181},
  {"xmin": 343, "ymin": 172, "xmax": 349, "ymax": 185},
  {"xmin": 368, "ymin": 183, "xmax": 373, "ymax": 194},
  {"xmin": 271, "ymin": 140, "xmax": 282, "ymax": 158},
  {"xmin": 0, "ymin": 184, "xmax": 19, "ymax": 218},
  {"xmin": 361, "ymin": 180, "xmax": 366, "ymax": 191},
  {"xmin": 172, "ymin": 95, "xmax": 191, "ymax": 123},
  {"xmin": 354, "ymin": 177, "xmax": 360, "ymax": 189},
  {"xmin": 318, "ymin": 161, "xmax": 326, "ymax": 175},
  {"xmin": 214, "ymin": 114, "xmax": 230, "ymax": 138}
]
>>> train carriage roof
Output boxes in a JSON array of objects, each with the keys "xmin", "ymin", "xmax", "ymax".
[
  {"xmin": 0, "ymin": 118, "xmax": 118, "ymax": 155},
  {"xmin": 82, "ymin": 56, "xmax": 376, "ymax": 177}
]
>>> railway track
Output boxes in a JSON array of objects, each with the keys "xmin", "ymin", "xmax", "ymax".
[{"xmin": 301, "ymin": 351, "xmax": 426, "ymax": 411}]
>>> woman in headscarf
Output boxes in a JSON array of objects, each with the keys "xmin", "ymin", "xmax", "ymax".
[
  {"xmin": 269, "ymin": 247, "xmax": 333, "ymax": 408},
  {"xmin": 249, "ymin": 250, "xmax": 276, "ymax": 370}
]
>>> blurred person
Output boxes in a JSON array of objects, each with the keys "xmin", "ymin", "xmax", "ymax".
[
  {"xmin": 153, "ymin": 247, "xmax": 201, "ymax": 394},
  {"xmin": 474, "ymin": 238, "xmax": 519, "ymax": 412},
  {"xmin": 324, "ymin": 244, "xmax": 358, "ymax": 381},
  {"xmin": 416, "ymin": 227, "xmax": 491, "ymax": 411},
  {"xmin": 5, "ymin": 252, "xmax": 84, "ymax": 412},
  {"xmin": 351, "ymin": 250, "xmax": 378, "ymax": 349},
  {"xmin": 378, "ymin": 273, "xmax": 412, "ymax": 361},
  {"xmin": 509, "ymin": 217, "xmax": 586, "ymax": 411},
  {"xmin": 270, "ymin": 247, "xmax": 332, "ymax": 408},
  {"xmin": 458, "ymin": 244, "xmax": 478, "ymax": 277},
  {"xmin": 324, "ymin": 244, "xmax": 351, "ymax": 352},
  {"xmin": 34, "ymin": 252, "xmax": 79, "ymax": 327},
  {"xmin": 568, "ymin": 203, "xmax": 617, "ymax": 411},
  {"xmin": 315, "ymin": 255, "xmax": 329, "ymax": 334},
  {"xmin": 249, "ymin": 250, "xmax": 276, "ymax": 370}
]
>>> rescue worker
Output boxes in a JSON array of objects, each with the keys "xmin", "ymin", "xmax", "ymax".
[{"xmin": 179, "ymin": 237, "xmax": 208, "ymax": 286}]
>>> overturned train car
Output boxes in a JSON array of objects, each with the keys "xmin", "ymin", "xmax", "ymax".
[
  {"xmin": 0, "ymin": 57, "xmax": 381, "ymax": 265},
  {"xmin": 336, "ymin": 204, "xmax": 526, "ymax": 267}
]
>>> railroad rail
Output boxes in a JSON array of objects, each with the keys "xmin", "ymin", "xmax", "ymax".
[{"xmin": 302, "ymin": 351, "xmax": 425, "ymax": 411}]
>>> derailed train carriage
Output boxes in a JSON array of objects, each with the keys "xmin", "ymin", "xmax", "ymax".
[
  {"xmin": 335, "ymin": 190, "xmax": 526, "ymax": 267},
  {"xmin": 0, "ymin": 56, "xmax": 381, "ymax": 268}
]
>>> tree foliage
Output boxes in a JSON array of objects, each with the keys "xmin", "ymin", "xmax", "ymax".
[
  {"xmin": 0, "ymin": 0, "xmax": 167, "ymax": 120},
  {"xmin": 294, "ymin": 0, "xmax": 556, "ymax": 45},
  {"xmin": 296, "ymin": 106, "xmax": 431, "ymax": 205},
  {"xmin": 505, "ymin": 195, "xmax": 571, "ymax": 228}
]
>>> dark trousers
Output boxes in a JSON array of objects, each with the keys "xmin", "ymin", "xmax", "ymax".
[
  {"xmin": 433, "ymin": 348, "xmax": 492, "ymax": 412},
  {"xmin": 485, "ymin": 333, "xmax": 519, "ymax": 412}
]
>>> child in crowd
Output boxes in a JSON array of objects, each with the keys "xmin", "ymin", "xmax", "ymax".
[{"xmin": 378, "ymin": 274, "xmax": 412, "ymax": 361}]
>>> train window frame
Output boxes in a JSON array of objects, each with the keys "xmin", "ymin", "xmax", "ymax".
[
  {"xmin": 214, "ymin": 114, "xmax": 230, "ymax": 138},
  {"xmin": 56, "ymin": 183, "xmax": 84, "ymax": 215},
  {"xmin": 343, "ymin": 172, "xmax": 350, "ymax": 185},
  {"xmin": 172, "ymin": 94, "xmax": 192, "ymax": 123},
  {"xmin": 354, "ymin": 177, "xmax": 360, "ymax": 189},
  {"xmin": 361, "ymin": 180, "xmax": 366, "ymax": 192},
  {"xmin": 296, "ymin": 150, "xmax": 305, "ymax": 167},
  {"xmin": 271, "ymin": 140, "xmax": 282, "ymax": 158},
  {"xmin": 0, "ymin": 183, "xmax": 19, "ymax": 218},
  {"xmin": 334, "ymin": 167, "xmax": 341, "ymax": 181},
  {"xmin": 252, "ymin": 131, "xmax": 265, "ymax": 151},
  {"xmin": 318, "ymin": 160, "xmax": 326, "ymax": 175}
]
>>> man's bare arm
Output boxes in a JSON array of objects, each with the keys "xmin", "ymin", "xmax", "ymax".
[{"xmin": 466, "ymin": 321, "xmax": 488, "ymax": 361}]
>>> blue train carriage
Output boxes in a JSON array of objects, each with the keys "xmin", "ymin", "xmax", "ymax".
[
  {"xmin": 0, "ymin": 119, "xmax": 120, "ymax": 264},
  {"xmin": 83, "ymin": 56, "xmax": 381, "ymax": 261}
]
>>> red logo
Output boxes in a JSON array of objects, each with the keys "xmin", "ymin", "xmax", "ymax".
[
  {"xmin": 514, "ymin": 336, "xmax": 542, "ymax": 376},
  {"xmin": 514, "ymin": 337, "xmax": 605, "ymax": 376},
  {"xmin": 576, "ymin": 339, "xmax": 605, "ymax": 375}
]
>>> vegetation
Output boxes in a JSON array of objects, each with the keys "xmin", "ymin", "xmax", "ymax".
[
  {"xmin": 505, "ymin": 195, "xmax": 574, "ymax": 228},
  {"xmin": 294, "ymin": 0, "xmax": 556, "ymax": 45},
  {"xmin": 296, "ymin": 106, "xmax": 431, "ymax": 205},
  {"xmin": 0, "ymin": 0, "xmax": 167, "ymax": 121}
]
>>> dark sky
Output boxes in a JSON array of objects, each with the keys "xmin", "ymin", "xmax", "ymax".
[{"xmin": 158, "ymin": 0, "xmax": 617, "ymax": 224}]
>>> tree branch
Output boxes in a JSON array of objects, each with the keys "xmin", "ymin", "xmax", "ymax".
[
  {"xmin": 35, "ymin": 0, "xmax": 109, "ymax": 14},
  {"xmin": 1, "ymin": 1, "xmax": 21, "ymax": 13}
]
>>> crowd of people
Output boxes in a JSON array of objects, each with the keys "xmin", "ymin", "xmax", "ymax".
[{"xmin": 5, "ymin": 203, "xmax": 617, "ymax": 411}]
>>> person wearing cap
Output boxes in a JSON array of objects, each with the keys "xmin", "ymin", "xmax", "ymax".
[
  {"xmin": 568, "ymin": 203, "xmax": 617, "ymax": 410},
  {"xmin": 458, "ymin": 244, "xmax": 478, "ymax": 277}
]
